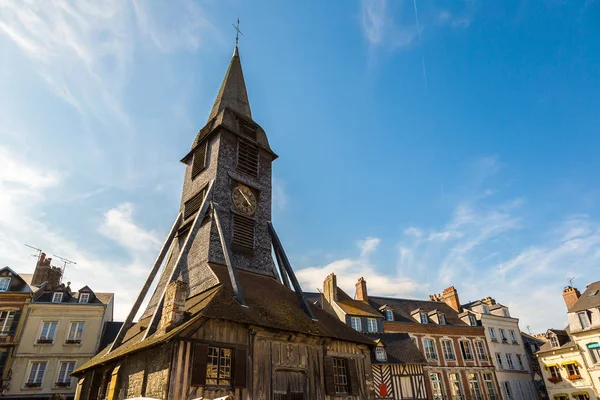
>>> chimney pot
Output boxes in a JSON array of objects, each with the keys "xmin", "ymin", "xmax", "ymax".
[{"xmin": 562, "ymin": 286, "xmax": 581, "ymax": 311}]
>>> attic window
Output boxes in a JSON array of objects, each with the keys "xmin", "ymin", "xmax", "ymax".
[
  {"xmin": 419, "ymin": 313, "xmax": 428, "ymax": 324},
  {"xmin": 232, "ymin": 214, "xmax": 255, "ymax": 252},
  {"xmin": 191, "ymin": 142, "xmax": 208, "ymax": 178},
  {"xmin": 384, "ymin": 310, "xmax": 394, "ymax": 321},
  {"xmin": 482, "ymin": 305, "xmax": 490, "ymax": 314},
  {"xmin": 375, "ymin": 347, "xmax": 386, "ymax": 361},
  {"xmin": 0, "ymin": 277, "xmax": 10, "ymax": 292},
  {"xmin": 184, "ymin": 187, "xmax": 207, "ymax": 220},
  {"xmin": 469, "ymin": 315, "xmax": 478, "ymax": 326},
  {"xmin": 238, "ymin": 119, "xmax": 257, "ymax": 141},
  {"xmin": 79, "ymin": 293, "xmax": 90, "ymax": 304},
  {"xmin": 589, "ymin": 290, "xmax": 599, "ymax": 297},
  {"xmin": 439, "ymin": 313, "xmax": 447, "ymax": 325},
  {"xmin": 237, "ymin": 138, "xmax": 259, "ymax": 178},
  {"xmin": 550, "ymin": 335, "xmax": 559, "ymax": 348},
  {"xmin": 52, "ymin": 293, "xmax": 63, "ymax": 303}
]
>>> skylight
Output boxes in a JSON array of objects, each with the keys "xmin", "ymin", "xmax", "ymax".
[{"xmin": 589, "ymin": 290, "xmax": 599, "ymax": 297}]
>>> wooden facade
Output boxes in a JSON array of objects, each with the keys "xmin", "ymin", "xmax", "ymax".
[{"xmin": 372, "ymin": 364, "xmax": 427, "ymax": 400}]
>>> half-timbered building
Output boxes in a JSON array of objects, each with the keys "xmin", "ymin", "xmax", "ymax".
[{"xmin": 72, "ymin": 43, "xmax": 374, "ymax": 400}]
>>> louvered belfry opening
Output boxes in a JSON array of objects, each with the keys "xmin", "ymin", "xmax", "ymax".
[
  {"xmin": 184, "ymin": 187, "xmax": 207, "ymax": 220},
  {"xmin": 238, "ymin": 118, "xmax": 258, "ymax": 141},
  {"xmin": 191, "ymin": 141, "xmax": 208, "ymax": 178},
  {"xmin": 232, "ymin": 213, "xmax": 255, "ymax": 252},
  {"xmin": 237, "ymin": 138, "xmax": 259, "ymax": 178}
]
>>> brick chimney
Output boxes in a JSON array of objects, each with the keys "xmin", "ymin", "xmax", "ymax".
[
  {"xmin": 562, "ymin": 286, "xmax": 581, "ymax": 311},
  {"xmin": 159, "ymin": 280, "xmax": 188, "ymax": 332},
  {"xmin": 355, "ymin": 277, "xmax": 368, "ymax": 303},
  {"xmin": 483, "ymin": 296, "xmax": 496, "ymax": 306},
  {"xmin": 323, "ymin": 273, "xmax": 338, "ymax": 304},
  {"xmin": 430, "ymin": 286, "xmax": 461, "ymax": 312},
  {"xmin": 31, "ymin": 252, "xmax": 62, "ymax": 289}
]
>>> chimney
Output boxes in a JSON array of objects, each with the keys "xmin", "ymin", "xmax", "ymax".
[
  {"xmin": 429, "ymin": 286, "xmax": 461, "ymax": 312},
  {"xmin": 562, "ymin": 286, "xmax": 581, "ymax": 311},
  {"xmin": 323, "ymin": 273, "xmax": 338, "ymax": 304},
  {"xmin": 31, "ymin": 252, "xmax": 61, "ymax": 288},
  {"xmin": 355, "ymin": 277, "xmax": 368, "ymax": 303},
  {"xmin": 483, "ymin": 296, "xmax": 496, "ymax": 306},
  {"xmin": 159, "ymin": 280, "xmax": 188, "ymax": 332}
]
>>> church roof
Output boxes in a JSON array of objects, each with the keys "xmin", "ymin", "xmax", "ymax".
[{"xmin": 208, "ymin": 47, "xmax": 251, "ymax": 121}]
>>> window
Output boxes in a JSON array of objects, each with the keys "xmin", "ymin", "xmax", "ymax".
[
  {"xmin": 350, "ymin": 317, "xmax": 361, "ymax": 332},
  {"xmin": 0, "ymin": 311, "xmax": 15, "ymax": 336},
  {"xmin": 191, "ymin": 141, "xmax": 208, "ymax": 178},
  {"xmin": 367, "ymin": 318, "xmax": 377, "ymax": 333},
  {"xmin": 56, "ymin": 361, "xmax": 75, "ymax": 386},
  {"xmin": 548, "ymin": 365, "xmax": 560, "ymax": 379},
  {"xmin": 495, "ymin": 353, "xmax": 504, "ymax": 369},
  {"xmin": 52, "ymin": 292, "xmax": 63, "ymax": 303},
  {"xmin": 590, "ymin": 290, "xmax": 599, "ymax": 296},
  {"xmin": 566, "ymin": 362, "xmax": 580, "ymax": 378},
  {"xmin": 503, "ymin": 309, "xmax": 510, "ymax": 317},
  {"xmin": 237, "ymin": 138, "xmax": 259, "ymax": 178},
  {"xmin": 483, "ymin": 373, "xmax": 496, "ymax": 399},
  {"xmin": 469, "ymin": 315, "xmax": 477, "ymax": 326},
  {"xmin": 461, "ymin": 340, "xmax": 474, "ymax": 361},
  {"xmin": 67, "ymin": 322, "xmax": 84, "ymax": 343},
  {"xmin": 38, "ymin": 322, "xmax": 57, "ymax": 344},
  {"xmin": 505, "ymin": 353, "xmax": 515, "ymax": 370},
  {"xmin": 375, "ymin": 347, "xmax": 386, "ymax": 361},
  {"xmin": 206, "ymin": 346, "xmax": 232, "ymax": 386},
  {"xmin": 578, "ymin": 312, "xmax": 591, "ymax": 329},
  {"xmin": 509, "ymin": 330, "xmax": 518, "ymax": 344},
  {"xmin": 26, "ymin": 361, "xmax": 46, "ymax": 387},
  {"xmin": 442, "ymin": 339, "xmax": 456, "ymax": 361},
  {"xmin": 449, "ymin": 373, "xmax": 463, "ymax": 399},
  {"xmin": 384, "ymin": 310, "xmax": 393, "ymax": 321},
  {"xmin": 573, "ymin": 394, "xmax": 590, "ymax": 400},
  {"xmin": 0, "ymin": 277, "xmax": 10, "ymax": 291},
  {"xmin": 502, "ymin": 381, "xmax": 513, "ymax": 400},
  {"xmin": 231, "ymin": 213, "xmax": 255, "ymax": 252},
  {"xmin": 516, "ymin": 354, "xmax": 525, "ymax": 370},
  {"xmin": 439, "ymin": 314, "xmax": 446, "ymax": 325},
  {"xmin": 79, "ymin": 293, "xmax": 90, "ymax": 304},
  {"xmin": 475, "ymin": 341, "xmax": 488, "ymax": 361},
  {"xmin": 550, "ymin": 335, "xmax": 559, "ymax": 348},
  {"xmin": 332, "ymin": 357, "xmax": 349, "ymax": 394},
  {"xmin": 587, "ymin": 343, "xmax": 600, "ymax": 364},
  {"xmin": 482, "ymin": 305, "xmax": 490, "ymax": 314},
  {"xmin": 423, "ymin": 339, "xmax": 438, "ymax": 360},
  {"xmin": 238, "ymin": 119, "xmax": 258, "ymax": 140},
  {"xmin": 469, "ymin": 373, "xmax": 483, "ymax": 400},
  {"xmin": 183, "ymin": 188, "xmax": 207, "ymax": 219},
  {"xmin": 489, "ymin": 327, "xmax": 497, "ymax": 341},
  {"xmin": 499, "ymin": 329, "xmax": 508, "ymax": 342},
  {"xmin": 411, "ymin": 337, "xmax": 418, "ymax": 347},
  {"xmin": 429, "ymin": 373, "xmax": 444, "ymax": 400},
  {"xmin": 419, "ymin": 313, "xmax": 428, "ymax": 324}
]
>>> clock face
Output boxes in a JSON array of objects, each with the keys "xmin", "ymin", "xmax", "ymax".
[{"xmin": 232, "ymin": 185, "xmax": 257, "ymax": 216}]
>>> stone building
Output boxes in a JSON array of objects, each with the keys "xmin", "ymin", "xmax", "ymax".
[
  {"xmin": 4, "ymin": 253, "xmax": 114, "ymax": 400},
  {"xmin": 72, "ymin": 44, "xmax": 375, "ymax": 400},
  {"xmin": 520, "ymin": 332, "xmax": 547, "ymax": 399},
  {"xmin": 462, "ymin": 297, "xmax": 538, "ymax": 399}
]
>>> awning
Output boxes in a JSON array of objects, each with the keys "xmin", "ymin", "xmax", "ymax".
[
  {"xmin": 552, "ymin": 394, "xmax": 568, "ymax": 399},
  {"xmin": 544, "ymin": 363, "xmax": 560, "ymax": 369},
  {"xmin": 561, "ymin": 360, "xmax": 580, "ymax": 367},
  {"xmin": 586, "ymin": 342, "xmax": 600, "ymax": 349},
  {"xmin": 571, "ymin": 392, "xmax": 590, "ymax": 398}
]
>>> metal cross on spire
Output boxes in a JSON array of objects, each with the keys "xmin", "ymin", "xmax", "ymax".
[{"xmin": 232, "ymin": 18, "xmax": 243, "ymax": 47}]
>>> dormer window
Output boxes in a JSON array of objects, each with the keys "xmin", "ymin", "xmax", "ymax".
[
  {"xmin": 375, "ymin": 347, "xmax": 387, "ymax": 361},
  {"xmin": 52, "ymin": 293, "xmax": 63, "ymax": 303},
  {"xmin": 503, "ymin": 308, "xmax": 510, "ymax": 317},
  {"xmin": 550, "ymin": 335, "xmax": 559, "ymax": 348},
  {"xmin": 79, "ymin": 293, "xmax": 90, "ymax": 304},
  {"xmin": 0, "ymin": 277, "xmax": 11, "ymax": 292},
  {"xmin": 482, "ymin": 305, "xmax": 490, "ymax": 314},
  {"xmin": 469, "ymin": 315, "xmax": 477, "ymax": 326},
  {"xmin": 385, "ymin": 310, "xmax": 394, "ymax": 321},
  {"xmin": 578, "ymin": 312, "xmax": 591, "ymax": 329},
  {"xmin": 420, "ymin": 313, "xmax": 428, "ymax": 324},
  {"xmin": 439, "ymin": 313, "xmax": 447, "ymax": 325}
]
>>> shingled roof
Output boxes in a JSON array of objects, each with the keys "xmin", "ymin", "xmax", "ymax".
[
  {"xmin": 569, "ymin": 280, "xmax": 600, "ymax": 313},
  {"xmin": 368, "ymin": 333, "xmax": 427, "ymax": 365},
  {"xmin": 368, "ymin": 296, "xmax": 469, "ymax": 326}
]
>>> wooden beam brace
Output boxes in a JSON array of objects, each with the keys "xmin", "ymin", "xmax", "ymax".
[
  {"xmin": 108, "ymin": 211, "xmax": 182, "ymax": 352},
  {"xmin": 273, "ymin": 243, "xmax": 291, "ymax": 289},
  {"xmin": 267, "ymin": 222, "xmax": 317, "ymax": 320},
  {"xmin": 143, "ymin": 181, "xmax": 214, "ymax": 340},
  {"xmin": 211, "ymin": 202, "xmax": 247, "ymax": 306}
]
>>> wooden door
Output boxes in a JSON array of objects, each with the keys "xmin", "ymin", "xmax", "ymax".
[{"xmin": 273, "ymin": 370, "xmax": 307, "ymax": 400}]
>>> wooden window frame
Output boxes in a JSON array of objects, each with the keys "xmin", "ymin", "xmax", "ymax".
[
  {"xmin": 52, "ymin": 292, "xmax": 63, "ymax": 303},
  {"xmin": 236, "ymin": 138, "xmax": 259, "ymax": 179},
  {"xmin": 0, "ymin": 277, "xmax": 10, "ymax": 292},
  {"xmin": 183, "ymin": 186, "xmax": 207, "ymax": 220},
  {"xmin": 475, "ymin": 340, "xmax": 488, "ymax": 361},
  {"xmin": 350, "ymin": 317, "xmax": 361, "ymax": 332},
  {"xmin": 191, "ymin": 342, "xmax": 246, "ymax": 388},
  {"xmin": 192, "ymin": 141, "xmax": 208, "ymax": 179},
  {"xmin": 461, "ymin": 340, "xmax": 474, "ymax": 361},
  {"xmin": 324, "ymin": 356, "xmax": 359, "ymax": 396},
  {"xmin": 423, "ymin": 338, "xmax": 437, "ymax": 361},
  {"xmin": 441, "ymin": 339, "xmax": 456, "ymax": 361},
  {"xmin": 231, "ymin": 213, "xmax": 255, "ymax": 253}
]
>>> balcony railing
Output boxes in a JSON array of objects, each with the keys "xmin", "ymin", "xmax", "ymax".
[
  {"xmin": 36, "ymin": 338, "xmax": 53, "ymax": 344},
  {"xmin": 24, "ymin": 382, "xmax": 41, "ymax": 388},
  {"xmin": 567, "ymin": 374, "xmax": 582, "ymax": 381},
  {"xmin": 65, "ymin": 339, "xmax": 81, "ymax": 344},
  {"xmin": 55, "ymin": 381, "xmax": 71, "ymax": 388},
  {"xmin": 548, "ymin": 376, "xmax": 562, "ymax": 384}
]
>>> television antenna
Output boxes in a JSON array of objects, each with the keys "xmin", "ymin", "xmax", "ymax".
[
  {"xmin": 24, "ymin": 244, "xmax": 43, "ymax": 260},
  {"xmin": 568, "ymin": 277, "xmax": 576, "ymax": 287},
  {"xmin": 52, "ymin": 254, "xmax": 77, "ymax": 283}
]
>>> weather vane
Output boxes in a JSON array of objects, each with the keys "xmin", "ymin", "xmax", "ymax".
[{"xmin": 232, "ymin": 18, "xmax": 243, "ymax": 47}]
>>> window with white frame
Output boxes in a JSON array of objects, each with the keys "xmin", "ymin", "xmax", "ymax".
[
  {"xmin": 587, "ymin": 343, "xmax": 600, "ymax": 363},
  {"xmin": 503, "ymin": 308, "xmax": 510, "ymax": 317},
  {"xmin": 385, "ymin": 309, "xmax": 393, "ymax": 321},
  {"xmin": 516, "ymin": 354, "xmax": 525, "ymax": 370},
  {"xmin": 505, "ymin": 353, "xmax": 515, "ymax": 370},
  {"xmin": 482, "ymin": 305, "xmax": 490, "ymax": 314},
  {"xmin": 549, "ymin": 335, "xmax": 559, "ymax": 348},
  {"xmin": 502, "ymin": 381, "xmax": 513, "ymax": 400},
  {"xmin": 66, "ymin": 322, "xmax": 84, "ymax": 343},
  {"xmin": 499, "ymin": 329, "xmax": 508, "ymax": 342},
  {"xmin": 468, "ymin": 373, "xmax": 483, "ymax": 400},
  {"xmin": 419, "ymin": 313, "xmax": 428, "ymax": 324},
  {"xmin": 578, "ymin": 312, "xmax": 591, "ymax": 329},
  {"xmin": 489, "ymin": 327, "xmax": 497, "ymax": 341},
  {"xmin": 26, "ymin": 361, "xmax": 46, "ymax": 387},
  {"xmin": 0, "ymin": 311, "xmax": 15, "ymax": 336},
  {"xmin": 449, "ymin": 373, "xmax": 464, "ymax": 399},
  {"xmin": 375, "ymin": 347, "xmax": 386, "ymax": 361},
  {"xmin": 367, "ymin": 318, "xmax": 377, "ymax": 333},
  {"xmin": 483, "ymin": 373, "xmax": 496, "ymax": 399},
  {"xmin": 469, "ymin": 315, "xmax": 477, "ymax": 326},
  {"xmin": 430, "ymin": 373, "xmax": 444, "ymax": 400},
  {"xmin": 509, "ymin": 330, "xmax": 518, "ymax": 343},
  {"xmin": 475, "ymin": 341, "xmax": 488, "ymax": 361},
  {"xmin": 461, "ymin": 340, "xmax": 474, "ymax": 361},
  {"xmin": 0, "ymin": 277, "xmax": 10, "ymax": 292},
  {"xmin": 441, "ymin": 339, "xmax": 456, "ymax": 361},
  {"xmin": 495, "ymin": 353, "xmax": 504, "ymax": 369},
  {"xmin": 423, "ymin": 339, "xmax": 437, "ymax": 360},
  {"xmin": 38, "ymin": 322, "xmax": 57, "ymax": 343},
  {"xmin": 56, "ymin": 361, "xmax": 75, "ymax": 386},
  {"xmin": 350, "ymin": 317, "xmax": 361, "ymax": 331},
  {"xmin": 79, "ymin": 293, "xmax": 90, "ymax": 304},
  {"xmin": 52, "ymin": 292, "xmax": 63, "ymax": 303},
  {"xmin": 439, "ymin": 313, "xmax": 446, "ymax": 325}
]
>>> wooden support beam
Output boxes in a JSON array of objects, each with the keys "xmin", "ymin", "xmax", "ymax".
[
  {"xmin": 143, "ymin": 181, "xmax": 214, "ymax": 340},
  {"xmin": 108, "ymin": 212, "xmax": 182, "ymax": 352},
  {"xmin": 211, "ymin": 202, "xmax": 247, "ymax": 306},
  {"xmin": 273, "ymin": 244, "xmax": 291, "ymax": 289},
  {"xmin": 268, "ymin": 222, "xmax": 317, "ymax": 320}
]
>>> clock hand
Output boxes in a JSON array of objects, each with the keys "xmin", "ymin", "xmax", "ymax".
[{"xmin": 240, "ymin": 190, "xmax": 252, "ymax": 207}]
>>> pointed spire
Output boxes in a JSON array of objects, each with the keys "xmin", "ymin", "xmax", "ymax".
[{"xmin": 208, "ymin": 46, "xmax": 252, "ymax": 120}]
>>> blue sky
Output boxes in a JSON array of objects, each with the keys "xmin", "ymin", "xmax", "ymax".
[{"xmin": 1, "ymin": 0, "xmax": 599, "ymax": 333}]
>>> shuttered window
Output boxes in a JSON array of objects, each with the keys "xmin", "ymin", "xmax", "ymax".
[
  {"xmin": 237, "ymin": 139, "xmax": 259, "ymax": 178},
  {"xmin": 324, "ymin": 356, "xmax": 359, "ymax": 396},
  {"xmin": 238, "ymin": 119, "xmax": 257, "ymax": 141},
  {"xmin": 192, "ymin": 142, "xmax": 208, "ymax": 178},
  {"xmin": 191, "ymin": 343, "xmax": 246, "ymax": 388},
  {"xmin": 232, "ymin": 214, "xmax": 254, "ymax": 252},
  {"xmin": 184, "ymin": 188, "xmax": 207, "ymax": 220}
]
